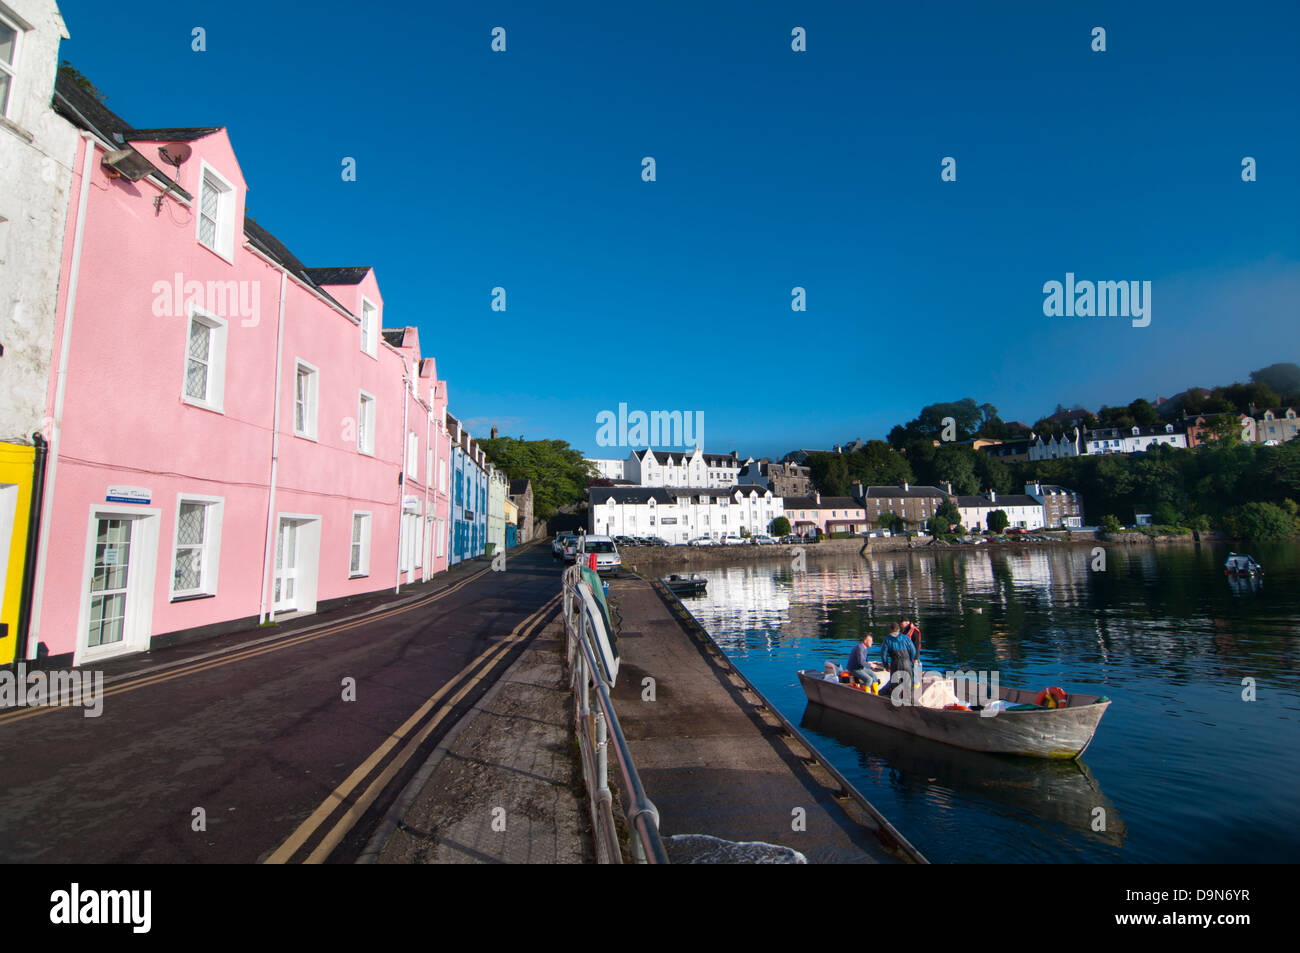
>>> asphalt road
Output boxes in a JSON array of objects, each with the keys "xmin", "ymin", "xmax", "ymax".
[{"xmin": 0, "ymin": 543, "xmax": 562, "ymax": 863}]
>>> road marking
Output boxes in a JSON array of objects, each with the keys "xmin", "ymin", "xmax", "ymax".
[
  {"xmin": 0, "ymin": 564, "xmax": 496, "ymax": 728},
  {"xmin": 266, "ymin": 592, "xmax": 561, "ymax": 864}
]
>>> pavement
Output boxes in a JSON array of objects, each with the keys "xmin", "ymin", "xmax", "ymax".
[
  {"xmin": 370, "ymin": 615, "xmax": 592, "ymax": 864},
  {"xmin": 607, "ymin": 575, "xmax": 916, "ymax": 864}
]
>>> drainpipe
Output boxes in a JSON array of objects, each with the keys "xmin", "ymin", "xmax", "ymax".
[
  {"xmin": 14, "ymin": 434, "xmax": 48, "ymax": 663},
  {"xmin": 25, "ymin": 131, "xmax": 96, "ymax": 662},
  {"xmin": 423, "ymin": 399, "xmax": 432, "ymax": 583},
  {"xmin": 258, "ymin": 267, "xmax": 288, "ymax": 623}
]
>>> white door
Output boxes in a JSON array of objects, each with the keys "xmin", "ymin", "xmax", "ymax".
[
  {"xmin": 87, "ymin": 517, "xmax": 133, "ymax": 649},
  {"xmin": 274, "ymin": 518, "xmax": 299, "ymax": 612}
]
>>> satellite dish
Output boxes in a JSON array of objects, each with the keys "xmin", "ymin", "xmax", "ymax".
[{"xmin": 158, "ymin": 142, "xmax": 192, "ymax": 167}]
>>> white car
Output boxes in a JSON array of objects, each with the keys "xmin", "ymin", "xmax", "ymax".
[
  {"xmin": 575, "ymin": 535, "xmax": 621, "ymax": 575},
  {"xmin": 721, "ymin": 535, "xmax": 747, "ymax": 546},
  {"xmin": 687, "ymin": 536, "xmax": 715, "ymax": 547},
  {"xmin": 552, "ymin": 532, "xmax": 575, "ymax": 556},
  {"xmin": 750, "ymin": 534, "xmax": 777, "ymax": 545}
]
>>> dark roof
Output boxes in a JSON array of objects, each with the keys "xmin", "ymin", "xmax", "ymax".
[
  {"xmin": 243, "ymin": 218, "xmax": 349, "ymax": 313},
  {"xmin": 509, "ymin": 479, "xmax": 531, "ymax": 495},
  {"xmin": 591, "ymin": 486, "xmax": 771, "ymax": 505},
  {"xmin": 783, "ymin": 496, "xmax": 859, "ymax": 510},
  {"xmin": 51, "ymin": 69, "xmax": 191, "ymax": 201},
  {"xmin": 957, "ymin": 494, "xmax": 1040, "ymax": 508},
  {"xmin": 864, "ymin": 485, "xmax": 947, "ymax": 498},
  {"xmin": 125, "ymin": 127, "xmax": 221, "ymax": 141},
  {"xmin": 1088, "ymin": 425, "xmax": 1181, "ymax": 440},
  {"xmin": 381, "ymin": 329, "xmax": 406, "ymax": 348},
  {"xmin": 304, "ymin": 267, "xmax": 371, "ymax": 286}
]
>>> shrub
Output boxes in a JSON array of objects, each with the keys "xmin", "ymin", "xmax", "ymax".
[
  {"xmin": 1099, "ymin": 514, "xmax": 1122, "ymax": 534},
  {"xmin": 771, "ymin": 516, "xmax": 792, "ymax": 536},
  {"xmin": 1220, "ymin": 502, "xmax": 1297, "ymax": 540}
]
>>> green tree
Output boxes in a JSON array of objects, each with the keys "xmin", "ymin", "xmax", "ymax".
[
  {"xmin": 987, "ymin": 509, "xmax": 1009, "ymax": 533},
  {"xmin": 478, "ymin": 437, "xmax": 594, "ymax": 520},
  {"xmin": 771, "ymin": 516, "xmax": 791, "ymax": 536},
  {"xmin": 1250, "ymin": 363, "xmax": 1300, "ymax": 402},
  {"xmin": 1099, "ymin": 514, "xmax": 1122, "ymax": 534},
  {"xmin": 933, "ymin": 447, "xmax": 979, "ymax": 495},
  {"xmin": 1221, "ymin": 502, "xmax": 1296, "ymax": 540},
  {"xmin": 928, "ymin": 499, "xmax": 962, "ymax": 536},
  {"xmin": 880, "ymin": 512, "xmax": 906, "ymax": 534}
]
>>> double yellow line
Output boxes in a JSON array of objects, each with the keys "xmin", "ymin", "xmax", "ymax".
[
  {"xmin": 0, "ymin": 566, "xmax": 492, "ymax": 728},
  {"xmin": 265, "ymin": 590, "xmax": 562, "ymax": 863}
]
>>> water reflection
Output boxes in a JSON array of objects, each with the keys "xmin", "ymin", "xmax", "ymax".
[
  {"xmin": 681, "ymin": 541, "xmax": 1300, "ymax": 862},
  {"xmin": 801, "ymin": 705, "xmax": 1127, "ymax": 849}
]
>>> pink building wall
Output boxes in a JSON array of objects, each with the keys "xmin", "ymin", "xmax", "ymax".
[{"xmin": 27, "ymin": 126, "xmax": 451, "ymax": 666}]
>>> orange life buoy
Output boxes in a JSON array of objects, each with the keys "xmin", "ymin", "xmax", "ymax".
[{"xmin": 1033, "ymin": 686, "xmax": 1068, "ymax": 708}]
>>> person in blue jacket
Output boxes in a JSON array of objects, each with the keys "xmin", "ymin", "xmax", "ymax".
[
  {"xmin": 846, "ymin": 634, "xmax": 879, "ymax": 687},
  {"xmin": 880, "ymin": 622, "xmax": 918, "ymax": 686}
]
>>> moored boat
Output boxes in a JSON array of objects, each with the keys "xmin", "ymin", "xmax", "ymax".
[
  {"xmin": 798, "ymin": 670, "xmax": 1110, "ymax": 760},
  {"xmin": 662, "ymin": 573, "xmax": 708, "ymax": 595},
  {"xmin": 1224, "ymin": 553, "xmax": 1263, "ymax": 576}
]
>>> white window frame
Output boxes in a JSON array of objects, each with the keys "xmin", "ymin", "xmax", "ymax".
[
  {"xmin": 359, "ymin": 296, "xmax": 378, "ymax": 359},
  {"xmin": 438, "ymin": 456, "xmax": 448, "ymax": 494},
  {"xmin": 195, "ymin": 160, "xmax": 236, "ymax": 263},
  {"xmin": 0, "ymin": 8, "xmax": 23, "ymax": 122},
  {"xmin": 357, "ymin": 390, "xmax": 376, "ymax": 455},
  {"xmin": 181, "ymin": 306, "xmax": 228, "ymax": 414},
  {"xmin": 350, "ymin": 511, "xmax": 372, "ymax": 577},
  {"xmin": 406, "ymin": 431, "xmax": 419, "ymax": 479},
  {"xmin": 169, "ymin": 494, "xmax": 224, "ymax": 600},
  {"xmin": 293, "ymin": 359, "xmax": 319, "ymax": 440}
]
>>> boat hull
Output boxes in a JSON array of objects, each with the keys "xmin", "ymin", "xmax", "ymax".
[{"xmin": 799, "ymin": 672, "xmax": 1109, "ymax": 760}]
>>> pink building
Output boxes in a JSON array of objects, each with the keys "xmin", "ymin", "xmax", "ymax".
[{"xmin": 23, "ymin": 71, "xmax": 451, "ymax": 666}]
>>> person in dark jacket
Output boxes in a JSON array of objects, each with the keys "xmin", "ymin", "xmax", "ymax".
[
  {"xmin": 899, "ymin": 616, "xmax": 922, "ymax": 653},
  {"xmin": 846, "ymin": 634, "xmax": 879, "ymax": 687},
  {"xmin": 880, "ymin": 623, "xmax": 918, "ymax": 697}
]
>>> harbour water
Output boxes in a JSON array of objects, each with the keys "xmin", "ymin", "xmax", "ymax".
[{"xmin": 679, "ymin": 541, "xmax": 1300, "ymax": 863}]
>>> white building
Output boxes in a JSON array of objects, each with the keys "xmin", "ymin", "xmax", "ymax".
[
  {"xmin": 1085, "ymin": 423, "xmax": 1187, "ymax": 455},
  {"xmin": 586, "ymin": 457, "xmax": 625, "ymax": 480},
  {"xmin": 1028, "ymin": 428, "xmax": 1083, "ymax": 461},
  {"xmin": 588, "ymin": 485, "xmax": 784, "ymax": 543},
  {"xmin": 955, "ymin": 491, "xmax": 1045, "ymax": 532},
  {"xmin": 0, "ymin": 0, "xmax": 79, "ymax": 443},
  {"xmin": 623, "ymin": 447, "xmax": 744, "ymax": 488}
]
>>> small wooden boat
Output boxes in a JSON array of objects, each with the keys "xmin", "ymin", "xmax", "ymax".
[
  {"xmin": 1224, "ymin": 553, "xmax": 1263, "ymax": 576},
  {"xmin": 798, "ymin": 670, "xmax": 1110, "ymax": 760},
  {"xmin": 662, "ymin": 573, "xmax": 708, "ymax": 595}
]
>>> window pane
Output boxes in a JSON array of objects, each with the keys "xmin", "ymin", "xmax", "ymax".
[
  {"xmin": 177, "ymin": 502, "xmax": 205, "ymax": 544},
  {"xmin": 186, "ymin": 358, "xmax": 208, "ymax": 399},
  {"xmin": 0, "ymin": 22, "xmax": 16, "ymax": 65},
  {"xmin": 0, "ymin": 73, "xmax": 10, "ymax": 114}
]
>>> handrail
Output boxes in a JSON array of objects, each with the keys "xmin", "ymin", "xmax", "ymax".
[{"xmin": 561, "ymin": 564, "xmax": 669, "ymax": 864}]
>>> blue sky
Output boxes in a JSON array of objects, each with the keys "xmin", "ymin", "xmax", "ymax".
[{"xmin": 59, "ymin": 0, "xmax": 1299, "ymax": 459}]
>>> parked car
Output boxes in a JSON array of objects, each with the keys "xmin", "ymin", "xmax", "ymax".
[
  {"xmin": 644, "ymin": 536, "xmax": 669, "ymax": 546},
  {"xmin": 561, "ymin": 535, "xmax": 581, "ymax": 562},
  {"xmin": 687, "ymin": 536, "xmax": 715, "ymax": 547},
  {"xmin": 720, "ymin": 535, "xmax": 748, "ymax": 546},
  {"xmin": 575, "ymin": 534, "xmax": 621, "ymax": 575},
  {"xmin": 750, "ymin": 534, "xmax": 778, "ymax": 545},
  {"xmin": 613, "ymin": 535, "xmax": 637, "ymax": 547},
  {"xmin": 552, "ymin": 532, "xmax": 574, "ymax": 557}
]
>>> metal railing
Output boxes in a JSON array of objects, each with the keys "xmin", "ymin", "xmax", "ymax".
[{"xmin": 561, "ymin": 564, "xmax": 668, "ymax": 864}]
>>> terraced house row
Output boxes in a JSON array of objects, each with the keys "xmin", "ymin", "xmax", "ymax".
[{"xmin": 0, "ymin": 1, "xmax": 525, "ymax": 667}]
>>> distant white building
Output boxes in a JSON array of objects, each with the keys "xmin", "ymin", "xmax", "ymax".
[
  {"xmin": 588, "ymin": 485, "xmax": 783, "ymax": 543},
  {"xmin": 623, "ymin": 447, "xmax": 744, "ymax": 488},
  {"xmin": 956, "ymin": 491, "xmax": 1045, "ymax": 532},
  {"xmin": 1028, "ymin": 429, "xmax": 1083, "ymax": 461},
  {"xmin": 586, "ymin": 457, "xmax": 625, "ymax": 480},
  {"xmin": 1085, "ymin": 423, "xmax": 1187, "ymax": 454}
]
